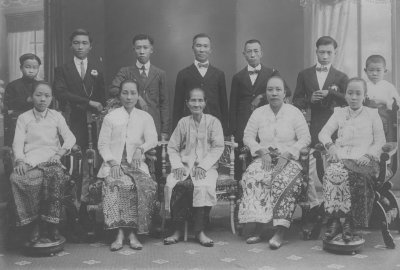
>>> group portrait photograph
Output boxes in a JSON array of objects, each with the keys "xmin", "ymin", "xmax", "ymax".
[{"xmin": 0, "ymin": 0, "xmax": 399, "ymax": 269}]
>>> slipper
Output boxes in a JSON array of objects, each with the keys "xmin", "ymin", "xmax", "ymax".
[
  {"xmin": 110, "ymin": 241, "xmax": 123, "ymax": 251},
  {"xmin": 268, "ymin": 238, "xmax": 282, "ymax": 250},
  {"xmin": 163, "ymin": 237, "xmax": 179, "ymax": 245},
  {"xmin": 246, "ymin": 236, "xmax": 262, "ymax": 244},
  {"xmin": 196, "ymin": 237, "xmax": 214, "ymax": 247},
  {"xmin": 129, "ymin": 241, "xmax": 143, "ymax": 250}
]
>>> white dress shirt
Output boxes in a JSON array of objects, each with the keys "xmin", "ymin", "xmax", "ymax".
[
  {"xmin": 318, "ymin": 106, "xmax": 386, "ymax": 159},
  {"xmin": 316, "ymin": 63, "xmax": 331, "ymax": 90},
  {"xmin": 97, "ymin": 107, "xmax": 158, "ymax": 178},
  {"xmin": 366, "ymin": 80, "xmax": 400, "ymax": 110},
  {"xmin": 194, "ymin": 59, "xmax": 209, "ymax": 77},
  {"xmin": 136, "ymin": 60, "xmax": 151, "ymax": 77},
  {"xmin": 13, "ymin": 108, "xmax": 76, "ymax": 167},
  {"xmin": 74, "ymin": 57, "xmax": 88, "ymax": 78},
  {"xmin": 248, "ymin": 64, "xmax": 261, "ymax": 85}
]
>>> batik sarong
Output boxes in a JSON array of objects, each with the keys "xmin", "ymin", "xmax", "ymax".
[{"xmin": 238, "ymin": 158, "xmax": 303, "ymax": 228}]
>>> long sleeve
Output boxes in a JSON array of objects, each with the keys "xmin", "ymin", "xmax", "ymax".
[
  {"xmin": 318, "ymin": 111, "xmax": 339, "ymax": 145},
  {"xmin": 228, "ymin": 75, "xmax": 239, "ymax": 136},
  {"xmin": 167, "ymin": 120, "xmax": 185, "ymax": 170},
  {"xmin": 292, "ymin": 72, "xmax": 308, "ymax": 110},
  {"xmin": 141, "ymin": 114, "xmax": 158, "ymax": 153},
  {"xmin": 288, "ymin": 112, "xmax": 311, "ymax": 159},
  {"xmin": 367, "ymin": 110, "xmax": 386, "ymax": 158},
  {"xmin": 57, "ymin": 113, "xmax": 76, "ymax": 151},
  {"xmin": 243, "ymin": 110, "xmax": 262, "ymax": 156},
  {"xmin": 97, "ymin": 115, "xmax": 115, "ymax": 163},
  {"xmin": 109, "ymin": 67, "xmax": 129, "ymax": 97},
  {"xmin": 53, "ymin": 67, "xmax": 90, "ymax": 106},
  {"xmin": 173, "ymin": 71, "xmax": 185, "ymax": 130},
  {"xmin": 159, "ymin": 70, "xmax": 170, "ymax": 134},
  {"xmin": 198, "ymin": 118, "xmax": 225, "ymax": 171},
  {"xmin": 218, "ymin": 72, "xmax": 229, "ymax": 135},
  {"xmin": 12, "ymin": 115, "xmax": 26, "ymax": 162}
]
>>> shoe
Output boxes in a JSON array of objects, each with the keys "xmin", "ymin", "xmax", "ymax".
[
  {"xmin": 163, "ymin": 236, "xmax": 179, "ymax": 245},
  {"xmin": 246, "ymin": 236, "xmax": 262, "ymax": 244},
  {"xmin": 324, "ymin": 219, "xmax": 341, "ymax": 240},
  {"xmin": 342, "ymin": 218, "xmax": 353, "ymax": 243},
  {"xmin": 268, "ymin": 238, "xmax": 282, "ymax": 250}
]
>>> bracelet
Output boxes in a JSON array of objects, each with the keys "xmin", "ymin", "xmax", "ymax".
[
  {"xmin": 111, "ymin": 164, "xmax": 120, "ymax": 168},
  {"xmin": 325, "ymin": 142, "xmax": 334, "ymax": 150}
]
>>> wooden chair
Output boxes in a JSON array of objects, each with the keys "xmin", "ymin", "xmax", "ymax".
[
  {"xmin": 313, "ymin": 141, "xmax": 399, "ymax": 250},
  {"xmin": 159, "ymin": 136, "xmax": 238, "ymax": 240}
]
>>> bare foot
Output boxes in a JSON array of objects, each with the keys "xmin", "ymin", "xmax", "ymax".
[
  {"xmin": 110, "ymin": 229, "xmax": 124, "ymax": 251},
  {"xmin": 197, "ymin": 231, "xmax": 213, "ymax": 247},
  {"xmin": 128, "ymin": 232, "xmax": 143, "ymax": 250},
  {"xmin": 164, "ymin": 230, "xmax": 181, "ymax": 245}
]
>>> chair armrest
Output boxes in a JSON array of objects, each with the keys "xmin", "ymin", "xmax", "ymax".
[{"xmin": 239, "ymin": 146, "xmax": 251, "ymax": 171}]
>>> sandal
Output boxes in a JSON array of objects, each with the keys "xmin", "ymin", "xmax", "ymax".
[{"xmin": 129, "ymin": 241, "xmax": 143, "ymax": 250}]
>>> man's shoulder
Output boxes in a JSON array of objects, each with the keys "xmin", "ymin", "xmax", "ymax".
[
  {"xmin": 209, "ymin": 64, "xmax": 224, "ymax": 75},
  {"xmin": 298, "ymin": 65, "xmax": 315, "ymax": 76},
  {"xmin": 150, "ymin": 64, "xmax": 165, "ymax": 74},
  {"xmin": 330, "ymin": 66, "xmax": 347, "ymax": 78}
]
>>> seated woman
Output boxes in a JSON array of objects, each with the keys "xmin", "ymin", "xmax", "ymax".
[
  {"xmin": 97, "ymin": 79, "xmax": 158, "ymax": 251},
  {"xmin": 10, "ymin": 81, "xmax": 76, "ymax": 244},
  {"xmin": 4, "ymin": 53, "xmax": 41, "ymax": 146},
  {"xmin": 239, "ymin": 76, "xmax": 311, "ymax": 249},
  {"xmin": 163, "ymin": 88, "xmax": 224, "ymax": 247},
  {"xmin": 319, "ymin": 77, "xmax": 386, "ymax": 242}
]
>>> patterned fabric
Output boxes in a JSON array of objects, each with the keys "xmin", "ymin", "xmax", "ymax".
[
  {"xmin": 238, "ymin": 158, "xmax": 303, "ymax": 228},
  {"xmin": 323, "ymin": 159, "xmax": 379, "ymax": 227},
  {"xmin": 170, "ymin": 177, "xmax": 194, "ymax": 225},
  {"xmin": 11, "ymin": 162, "xmax": 69, "ymax": 226},
  {"xmin": 102, "ymin": 159, "xmax": 157, "ymax": 233}
]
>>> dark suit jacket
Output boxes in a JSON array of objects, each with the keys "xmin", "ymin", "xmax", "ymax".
[
  {"xmin": 292, "ymin": 65, "xmax": 348, "ymax": 146},
  {"xmin": 229, "ymin": 65, "xmax": 291, "ymax": 143},
  {"xmin": 173, "ymin": 63, "xmax": 229, "ymax": 134},
  {"xmin": 53, "ymin": 59, "xmax": 105, "ymax": 148},
  {"xmin": 109, "ymin": 64, "xmax": 170, "ymax": 136}
]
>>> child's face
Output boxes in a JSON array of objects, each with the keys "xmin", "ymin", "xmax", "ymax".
[
  {"xmin": 365, "ymin": 62, "xmax": 386, "ymax": 84},
  {"xmin": 20, "ymin": 59, "xmax": 40, "ymax": 79},
  {"xmin": 316, "ymin": 44, "xmax": 336, "ymax": 66},
  {"xmin": 32, "ymin": 84, "xmax": 52, "ymax": 112}
]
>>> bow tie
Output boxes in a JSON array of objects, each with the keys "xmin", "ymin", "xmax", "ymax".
[
  {"xmin": 316, "ymin": 66, "xmax": 329, "ymax": 72},
  {"xmin": 248, "ymin": 70, "xmax": 260, "ymax": 75},
  {"xmin": 198, "ymin": 63, "xmax": 209, "ymax": 68}
]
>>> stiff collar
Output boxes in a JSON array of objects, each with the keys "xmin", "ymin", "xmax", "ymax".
[
  {"xmin": 247, "ymin": 64, "xmax": 261, "ymax": 72},
  {"xmin": 136, "ymin": 60, "xmax": 150, "ymax": 70}
]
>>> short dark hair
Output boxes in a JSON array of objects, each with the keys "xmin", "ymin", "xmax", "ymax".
[
  {"xmin": 192, "ymin": 33, "xmax": 211, "ymax": 45},
  {"xmin": 132, "ymin": 34, "xmax": 154, "ymax": 46},
  {"xmin": 32, "ymin": 81, "xmax": 53, "ymax": 95},
  {"xmin": 187, "ymin": 87, "xmax": 207, "ymax": 102},
  {"xmin": 119, "ymin": 79, "xmax": 138, "ymax": 95},
  {"xmin": 244, "ymin": 39, "xmax": 261, "ymax": 49},
  {"xmin": 19, "ymin": 53, "xmax": 41, "ymax": 66},
  {"xmin": 316, "ymin": 36, "xmax": 337, "ymax": 49},
  {"xmin": 365, "ymin": 55, "xmax": 386, "ymax": 68},
  {"xmin": 346, "ymin": 77, "xmax": 367, "ymax": 96},
  {"xmin": 69, "ymin": 28, "xmax": 92, "ymax": 43}
]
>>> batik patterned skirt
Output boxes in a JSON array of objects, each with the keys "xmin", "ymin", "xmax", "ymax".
[
  {"xmin": 11, "ymin": 162, "xmax": 69, "ymax": 226},
  {"xmin": 323, "ymin": 159, "xmax": 379, "ymax": 227},
  {"xmin": 238, "ymin": 158, "xmax": 303, "ymax": 228},
  {"xmin": 102, "ymin": 160, "xmax": 157, "ymax": 233}
]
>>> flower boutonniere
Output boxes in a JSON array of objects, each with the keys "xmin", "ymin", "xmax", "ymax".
[
  {"xmin": 90, "ymin": 69, "xmax": 98, "ymax": 77},
  {"xmin": 328, "ymin": 84, "xmax": 338, "ymax": 91}
]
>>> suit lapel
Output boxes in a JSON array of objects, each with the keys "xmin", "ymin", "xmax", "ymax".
[
  {"xmin": 204, "ymin": 65, "xmax": 217, "ymax": 81},
  {"xmin": 308, "ymin": 65, "xmax": 320, "ymax": 91},
  {"xmin": 252, "ymin": 66, "xmax": 269, "ymax": 93},
  {"xmin": 322, "ymin": 67, "xmax": 337, "ymax": 90},
  {"xmin": 143, "ymin": 65, "xmax": 157, "ymax": 90},
  {"xmin": 66, "ymin": 60, "xmax": 84, "ymax": 89},
  {"xmin": 188, "ymin": 63, "xmax": 205, "ymax": 82}
]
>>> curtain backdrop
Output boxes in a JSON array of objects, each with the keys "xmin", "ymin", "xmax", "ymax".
[{"xmin": 7, "ymin": 31, "xmax": 33, "ymax": 82}]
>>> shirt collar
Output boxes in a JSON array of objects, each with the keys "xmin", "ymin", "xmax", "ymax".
[
  {"xmin": 316, "ymin": 62, "xmax": 331, "ymax": 70},
  {"xmin": 136, "ymin": 60, "xmax": 150, "ymax": 70},
  {"xmin": 248, "ymin": 64, "xmax": 261, "ymax": 72},
  {"xmin": 194, "ymin": 59, "xmax": 209, "ymax": 68},
  {"xmin": 74, "ymin": 56, "xmax": 88, "ymax": 65}
]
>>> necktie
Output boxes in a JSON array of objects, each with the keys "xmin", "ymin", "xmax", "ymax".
[
  {"xmin": 316, "ymin": 66, "xmax": 328, "ymax": 72},
  {"xmin": 140, "ymin": 65, "xmax": 147, "ymax": 79},
  {"xmin": 198, "ymin": 63, "xmax": 209, "ymax": 68},
  {"xmin": 80, "ymin": 60, "xmax": 86, "ymax": 79},
  {"xmin": 248, "ymin": 70, "xmax": 260, "ymax": 75}
]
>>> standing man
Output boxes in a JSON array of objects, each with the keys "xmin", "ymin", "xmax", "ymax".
[
  {"xmin": 292, "ymin": 36, "xmax": 348, "ymax": 238},
  {"xmin": 109, "ymin": 34, "xmax": 170, "ymax": 139},
  {"xmin": 229, "ymin": 39, "xmax": 291, "ymax": 150},
  {"xmin": 173, "ymin": 33, "xmax": 229, "ymax": 135},
  {"xmin": 54, "ymin": 28, "xmax": 105, "ymax": 237}
]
